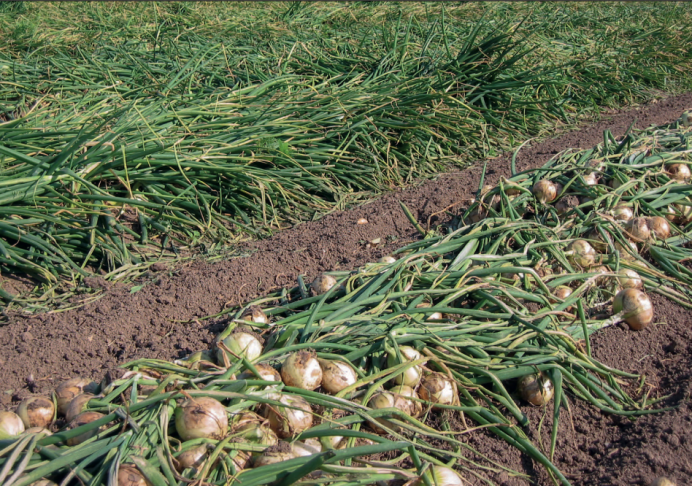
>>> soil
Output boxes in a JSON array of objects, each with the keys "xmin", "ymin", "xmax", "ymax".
[{"xmin": 2, "ymin": 92, "xmax": 692, "ymax": 485}]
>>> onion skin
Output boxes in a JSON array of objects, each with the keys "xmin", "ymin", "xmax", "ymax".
[
  {"xmin": 567, "ymin": 240, "xmax": 597, "ymax": 268},
  {"xmin": 291, "ymin": 438, "xmax": 322, "ymax": 457},
  {"xmin": 317, "ymin": 359, "xmax": 358, "ymax": 395},
  {"xmin": 281, "ymin": 350, "xmax": 323, "ymax": 391},
  {"xmin": 367, "ymin": 392, "xmax": 412, "ymax": 433},
  {"xmin": 67, "ymin": 411, "xmax": 105, "ymax": 446},
  {"xmin": 175, "ymin": 445, "xmax": 209, "ymax": 472},
  {"xmin": 666, "ymin": 163, "xmax": 691, "ymax": 182},
  {"xmin": 391, "ymin": 385, "xmax": 423, "ymax": 418},
  {"xmin": 379, "ymin": 256, "xmax": 397, "ymax": 264},
  {"xmin": 626, "ymin": 217, "xmax": 651, "ymax": 241},
  {"xmin": 532, "ymin": 180, "xmax": 560, "ymax": 204},
  {"xmin": 175, "ymin": 397, "xmax": 228, "ymax": 441},
  {"xmin": 16, "ymin": 396, "xmax": 55, "ymax": 429},
  {"xmin": 387, "ymin": 346, "xmax": 425, "ymax": 387},
  {"xmin": 65, "ymin": 393, "xmax": 94, "ymax": 423},
  {"xmin": 518, "ymin": 373, "xmax": 554, "ymax": 407},
  {"xmin": 310, "ymin": 274, "xmax": 338, "ymax": 295},
  {"xmin": 610, "ymin": 205, "xmax": 633, "ymax": 222},
  {"xmin": 117, "ymin": 464, "xmax": 153, "ymax": 486},
  {"xmin": 55, "ymin": 378, "xmax": 98, "ymax": 417},
  {"xmin": 613, "ymin": 288, "xmax": 653, "ymax": 331},
  {"xmin": 253, "ymin": 442, "xmax": 296, "ymax": 467},
  {"xmin": 0, "ymin": 411, "xmax": 25, "ymax": 439},
  {"xmin": 418, "ymin": 373, "xmax": 456, "ymax": 407},
  {"xmin": 217, "ymin": 329, "xmax": 263, "ymax": 364},
  {"xmin": 647, "ymin": 216, "xmax": 671, "ymax": 240},
  {"xmin": 240, "ymin": 306, "xmax": 269, "ymax": 325},
  {"xmin": 618, "ymin": 269, "xmax": 643, "ymax": 290},
  {"xmin": 262, "ymin": 394, "xmax": 313, "ymax": 439}
]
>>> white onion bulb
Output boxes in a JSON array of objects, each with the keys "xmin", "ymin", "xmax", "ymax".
[
  {"xmin": 317, "ymin": 359, "xmax": 358, "ymax": 394},
  {"xmin": 582, "ymin": 172, "xmax": 598, "ymax": 186},
  {"xmin": 117, "ymin": 464, "xmax": 152, "ymax": 486},
  {"xmin": 311, "ymin": 274, "xmax": 338, "ymax": 295},
  {"xmin": 0, "ymin": 411, "xmax": 25, "ymax": 439},
  {"xmin": 567, "ymin": 240, "xmax": 597, "ymax": 268},
  {"xmin": 613, "ymin": 288, "xmax": 653, "ymax": 330},
  {"xmin": 647, "ymin": 216, "xmax": 671, "ymax": 240},
  {"xmin": 414, "ymin": 466, "xmax": 466, "ymax": 486},
  {"xmin": 16, "ymin": 396, "xmax": 55, "ymax": 429},
  {"xmin": 67, "ymin": 411, "xmax": 105, "ymax": 446},
  {"xmin": 532, "ymin": 180, "xmax": 560, "ymax": 204},
  {"xmin": 55, "ymin": 378, "xmax": 98, "ymax": 417},
  {"xmin": 65, "ymin": 393, "xmax": 94, "ymax": 423},
  {"xmin": 518, "ymin": 372, "xmax": 554, "ymax": 406},
  {"xmin": 175, "ymin": 444, "xmax": 209, "ymax": 472},
  {"xmin": 611, "ymin": 205, "xmax": 634, "ymax": 222},
  {"xmin": 281, "ymin": 350, "xmax": 322, "ymax": 391},
  {"xmin": 291, "ymin": 438, "xmax": 322, "ymax": 457},
  {"xmin": 263, "ymin": 394, "xmax": 313, "ymax": 439},
  {"xmin": 232, "ymin": 412, "xmax": 278, "ymax": 459},
  {"xmin": 238, "ymin": 363, "xmax": 282, "ymax": 383},
  {"xmin": 666, "ymin": 163, "xmax": 691, "ymax": 182},
  {"xmin": 615, "ymin": 239, "xmax": 639, "ymax": 259},
  {"xmin": 240, "ymin": 306, "xmax": 269, "ymax": 325},
  {"xmin": 617, "ymin": 269, "xmax": 643, "ymax": 289},
  {"xmin": 368, "ymin": 391, "xmax": 413, "ymax": 433},
  {"xmin": 418, "ymin": 373, "xmax": 456, "ymax": 407},
  {"xmin": 175, "ymin": 397, "xmax": 228, "ymax": 441},
  {"xmin": 253, "ymin": 442, "xmax": 296, "ymax": 467},
  {"xmin": 387, "ymin": 346, "xmax": 425, "ymax": 387},
  {"xmin": 217, "ymin": 329, "xmax": 263, "ymax": 364},
  {"xmin": 391, "ymin": 385, "xmax": 422, "ymax": 417},
  {"xmin": 626, "ymin": 217, "xmax": 651, "ymax": 241},
  {"xmin": 379, "ymin": 256, "xmax": 397, "ymax": 264},
  {"xmin": 651, "ymin": 477, "xmax": 677, "ymax": 486}
]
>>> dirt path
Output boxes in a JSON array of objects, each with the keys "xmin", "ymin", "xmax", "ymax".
[{"xmin": 2, "ymin": 93, "xmax": 691, "ymax": 485}]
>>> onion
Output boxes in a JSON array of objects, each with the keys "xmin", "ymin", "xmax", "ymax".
[
  {"xmin": 175, "ymin": 397, "xmax": 228, "ymax": 441},
  {"xmin": 281, "ymin": 350, "xmax": 322, "ymax": 391},
  {"xmin": 368, "ymin": 391, "xmax": 413, "ymax": 433},
  {"xmin": 178, "ymin": 350, "xmax": 216, "ymax": 370},
  {"xmin": 262, "ymin": 394, "xmax": 313, "ymax": 439},
  {"xmin": 666, "ymin": 163, "xmax": 691, "ymax": 182},
  {"xmin": 55, "ymin": 378, "xmax": 99, "ymax": 416},
  {"xmin": 216, "ymin": 328, "xmax": 263, "ymax": 364},
  {"xmin": 554, "ymin": 286, "xmax": 573, "ymax": 301},
  {"xmin": 626, "ymin": 217, "xmax": 651, "ymax": 241},
  {"xmin": 680, "ymin": 110, "xmax": 691, "ymax": 127},
  {"xmin": 117, "ymin": 464, "xmax": 152, "ymax": 486},
  {"xmin": 253, "ymin": 442, "xmax": 296, "ymax": 467},
  {"xmin": 555, "ymin": 196, "xmax": 579, "ymax": 216},
  {"xmin": 532, "ymin": 180, "xmax": 559, "ymax": 204},
  {"xmin": 65, "ymin": 393, "xmax": 94, "ymax": 423},
  {"xmin": 415, "ymin": 302, "xmax": 443, "ymax": 321},
  {"xmin": 613, "ymin": 288, "xmax": 653, "ymax": 330},
  {"xmin": 16, "ymin": 396, "xmax": 55, "ymax": 429},
  {"xmin": 391, "ymin": 385, "xmax": 422, "ymax": 418},
  {"xmin": 379, "ymin": 256, "xmax": 397, "ymax": 264},
  {"xmin": 175, "ymin": 444, "xmax": 209, "ymax": 472},
  {"xmin": 617, "ymin": 268, "xmax": 643, "ymax": 289},
  {"xmin": 567, "ymin": 240, "xmax": 597, "ymax": 268},
  {"xmin": 233, "ymin": 414, "xmax": 278, "ymax": 461},
  {"xmin": 586, "ymin": 227, "xmax": 611, "ymax": 252},
  {"xmin": 413, "ymin": 466, "xmax": 465, "ymax": 486},
  {"xmin": 0, "ymin": 411, "xmax": 25, "ymax": 439},
  {"xmin": 387, "ymin": 346, "xmax": 425, "ymax": 387},
  {"xmin": 614, "ymin": 239, "xmax": 638, "ymax": 259},
  {"xmin": 67, "ymin": 411, "xmax": 105, "ymax": 446},
  {"xmin": 610, "ymin": 205, "xmax": 634, "ymax": 222},
  {"xmin": 518, "ymin": 372, "xmax": 554, "ymax": 406},
  {"xmin": 238, "ymin": 363, "xmax": 282, "ymax": 383},
  {"xmin": 582, "ymin": 172, "xmax": 598, "ymax": 186},
  {"xmin": 317, "ymin": 359, "xmax": 358, "ymax": 394},
  {"xmin": 357, "ymin": 218, "xmax": 368, "ymax": 225},
  {"xmin": 647, "ymin": 216, "xmax": 671, "ymax": 240},
  {"xmin": 311, "ymin": 274, "xmax": 338, "ymax": 295},
  {"xmin": 651, "ymin": 477, "xmax": 676, "ymax": 486},
  {"xmin": 418, "ymin": 373, "xmax": 456, "ymax": 407},
  {"xmin": 291, "ymin": 438, "xmax": 322, "ymax": 457},
  {"xmin": 240, "ymin": 306, "xmax": 269, "ymax": 325},
  {"xmin": 591, "ymin": 265, "xmax": 611, "ymax": 285}
]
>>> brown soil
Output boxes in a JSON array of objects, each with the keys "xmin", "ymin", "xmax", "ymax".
[{"xmin": 2, "ymin": 93, "xmax": 692, "ymax": 485}]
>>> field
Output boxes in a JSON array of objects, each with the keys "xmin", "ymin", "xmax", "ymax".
[{"xmin": 1, "ymin": 3, "xmax": 692, "ymax": 486}]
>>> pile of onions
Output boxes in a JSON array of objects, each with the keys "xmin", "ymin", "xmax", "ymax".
[
  {"xmin": 262, "ymin": 394, "xmax": 313, "ymax": 438},
  {"xmin": 317, "ymin": 359, "xmax": 358, "ymax": 394},
  {"xmin": 311, "ymin": 274, "xmax": 338, "ymax": 295},
  {"xmin": 387, "ymin": 346, "xmax": 425, "ymax": 387},
  {"xmin": 418, "ymin": 373, "xmax": 456, "ymax": 407},
  {"xmin": 281, "ymin": 350, "xmax": 323, "ymax": 391},
  {"xmin": 240, "ymin": 306, "xmax": 269, "ymax": 325},
  {"xmin": 613, "ymin": 288, "xmax": 653, "ymax": 330},
  {"xmin": 413, "ymin": 466, "xmax": 465, "ymax": 486},
  {"xmin": 0, "ymin": 411, "xmax": 25, "ymax": 439},
  {"xmin": 67, "ymin": 411, "xmax": 105, "ymax": 446},
  {"xmin": 16, "ymin": 396, "xmax": 55, "ymax": 429},
  {"xmin": 175, "ymin": 397, "xmax": 228, "ymax": 441},
  {"xmin": 518, "ymin": 372, "xmax": 554, "ymax": 407},
  {"xmin": 532, "ymin": 179, "xmax": 561, "ymax": 204},
  {"xmin": 117, "ymin": 464, "xmax": 152, "ymax": 486},
  {"xmin": 55, "ymin": 378, "xmax": 99, "ymax": 416},
  {"xmin": 567, "ymin": 240, "xmax": 597, "ymax": 268}
]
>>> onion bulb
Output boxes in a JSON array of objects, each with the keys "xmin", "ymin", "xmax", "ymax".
[
  {"xmin": 591, "ymin": 265, "xmax": 611, "ymax": 285},
  {"xmin": 240, "ymin": 306, "xmax": 269, "ymax": 325},
  {"xmin": 55, "ymin": 378, "xmax": 99, "ymax": 417},
  {"xmin": 281, "ymin": 350, "xmax": 322, "ymax": 391},
  {"xmin": 253, "ymin": 442, "xmax": 296, "ymax": 467},
  {"xmin": 117, "ymin": 464, "xmax": 152, "ymax": 486},
  {"xmin": 518, "ymin": 372, "xmax": 554, "ymax": 406},
  {"xmin": 391, "ymin": 385, "xmax": 423, "ymax": 417},
  {"xmin": 613, "ymin": 288, "xmax": 653, "ymax": 330},
  {"xmin": 532, "ymin": 180, "xmax": 560, "ymax": 204},
  {"xmin": 647, "ymin": 216, "xmax": 671, "ymax": 240},
  {"xmin": 651, "ymin": 477, "xmax": 677, "ymax": 486},
  {"xmin": 263, "ymin": 394, "xmax": 313, "ymax": 439},
  {"xmin": 16, "ymin": 396, "xmax": 54, "ymax": 429},
  {"xmin": 614, "ymin": 239, "xmax": 638, "ymax": 259},
  {"xmin": 291, "ymin": 438, "xmax": 322, "ymax": 457},
  {"xmin": 216, "ymin": 328, "xmax": 263, "ymax": 364},
  {"xmin": 233, "ymin": 415, "xmax": 278, "ymax": 460},
  {"xmin": 317, "ymin": 359, "xmax": 358, "ymax": 394},
  {"xmin": 567, "ymin": 240, "xmax": 597, "ymax": 268},
  {"xmin": 175, "ymin": 397, "xmax": 228, "ymax": 441},
  {"xmin": 626, "ymin": 217, "xmax": 651, "ymax": 241},
  {"xmin": 238, "ymin": 363, "xmax": 282, "ymax": 383},
  {"xmin": 379, "ymin": 256, "xmax": 397, "ymax": 264},
  {"xmin": 0, "ymin": 411, "xmax": 25, "ymax": 439},
  {"xmin": 413, "ymin": 466, "xmax": 465, "ymax": 486},
  {"xmin": 311, "ymin": 274, "xmax": 338, "ymax": 295},
  {"xmin": 387, "ymin": 346, "xmax": 425, "ymax": 387},
  {"xmin": 611, "ymin": 205, "xmax": 634, "ymax": 222},
  {"xmin": 67, "ymin": 411, "xmax": 105, "ymax": 446},
  {"xmin": 175, "ymin": 444, "xmax": 209, "ymax": 472},
  {"xmin": 666, "ymin": 164, "xmax": 691, "ymax": 182},
  {"xmin": 65, "ymin": 393, "xmax": 94, "ymax": 423},
  {"xmin": 617, "ymin": 269, "xmax": 643, "ymax": 290},
  {"xmin": 586, "ymin": 227, "xmax": 611, "ymax": 252},
  {"xmin": 418, "ymin": 373, "xmax": 456, "ymax": 407},
  {"xmin": 178, "ymin": 350, "xmax": 216, "ymax": 370},
  {"xmin": 368, "ymin": 391, "xmax": 413, "ymax": 433},
  {"xmin": 582, "ymin": 172, "xmax": 598, "ymax": 186}
]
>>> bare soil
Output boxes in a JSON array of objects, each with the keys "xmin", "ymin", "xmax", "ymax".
[{"xmin": 2, "ymin": 93, "xmax": 692, "ymax": 485}]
